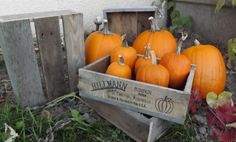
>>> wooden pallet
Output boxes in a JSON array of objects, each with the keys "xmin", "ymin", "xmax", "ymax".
[{"xmin": 0, "ymin": 10, "xmax": 85, "ymax": 106}]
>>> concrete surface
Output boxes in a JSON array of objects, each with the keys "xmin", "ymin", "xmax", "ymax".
[
  {"xmin": 0, "ymin": 0, "xmax": 157, "ymax": 32},
  {"xmin": 176, "ymin": 0, "xmax": 236, "ymax": 47}
]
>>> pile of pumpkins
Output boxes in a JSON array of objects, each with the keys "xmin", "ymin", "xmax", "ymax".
[{"xmin": 85, "ymin": 17, "xmax": 226, "ymax": 99}]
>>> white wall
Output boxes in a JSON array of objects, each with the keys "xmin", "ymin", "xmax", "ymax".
[{"xmin": 0, "ymin": 0, "xmax": 157, "ymax": 32}]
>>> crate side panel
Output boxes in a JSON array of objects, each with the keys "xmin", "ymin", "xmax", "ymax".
[
  {"xmin": 63, "ymin": 14, "xmax": 85, "ymax": 91},
  {"xmin": 0, "ymin": 20, "xmax": 46, "ymax": 106},
  {"xmin": 34, "ymin": 17, "xmax": 69, "ymax": 100},
  {"xmin": 79, "ymin": 69, "xmax": 189, "ymax": 124},
  {"xmin": 83, "ymin": 97, "xmax": 150, "ymax": 142}
]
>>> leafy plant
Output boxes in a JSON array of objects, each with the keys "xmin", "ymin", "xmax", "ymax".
[
  {"xmin": 215, "ymin": 0, "xmax": 236, "ymax": 12},
  {"xmin": 228, "ymin": 38, "xmax": 236, "ymax": 60}
]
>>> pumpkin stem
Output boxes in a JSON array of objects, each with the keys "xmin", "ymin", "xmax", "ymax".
[
  {"xmin": 194, "ymin": 39, "xmax": 201, "ymax": 46},
  {"xmin": 144, "ymin": 43, "xmax": 151, "ymax": 59},
  {"xmin": 118, "ymin": 54, "xmax": 125, "ymax": 65},
  {"xmin": 102, "ymin": 19, "xmax": 112, "ymax": 35},
  {"xmin": 150, "ymin": 50, "xmax": 157, "ymax": 64},
  {"xmin": 149, "ymin": 17, "xmax": 160, "ymax": 32},
  {"xmin": 177, "ymin": 32, "xmax": 188, "ymax": 54},
  {"xmin": 94, "ymin": 16, "xmax": 103, "ymax": 31},
  {"xmin": 121, "ymin": 33, "xmax": 129, "ymax": 47}
]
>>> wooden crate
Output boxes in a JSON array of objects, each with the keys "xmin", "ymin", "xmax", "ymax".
[{"xmin": 0, "ymin": 10, "xmax": 85, "ymax": 106}]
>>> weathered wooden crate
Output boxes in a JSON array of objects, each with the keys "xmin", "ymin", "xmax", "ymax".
[
  {"xmin": 78, "ymin": 7, "xmax": 195, "ymax": 142},
  {"xmin": 0, "ymin": 10, "xmax": 85, "ymax": 106}
]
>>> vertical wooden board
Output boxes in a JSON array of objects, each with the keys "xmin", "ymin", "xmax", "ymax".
[
  {"xmin": 107, "ymin": 13, "xmax": 122, "ymax": 35},
  {"xmin": 137, "ymin": 12, "xmax": 155, "ymax": 35},
  {"xmin": 63, "ymin": 13, "xmax": 85, "ymax": 91},
  {"xmin": 121, "ymin": 12, "xmax": 138, "ymax": 45},
  {"xmin": 34, "ymin": 17, "xmax": 68, "ymax": 100},
  {"xmin": 0, "ymin": 20, "xmax": 46, "ymax": 106},
  {"xmin": 83, "ymin": 97, "xmax": 150, "ymax": 142}
]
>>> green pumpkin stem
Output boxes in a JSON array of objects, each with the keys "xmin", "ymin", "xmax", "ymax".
[
  {"xmin": 118, "ymin": 55, "xmax": 125, "ymax": 65},
  {"xmin": 144, "ymin": 44, "xmax": 151, "ymax": 59},
  {"xmin": 149, "ymin": 16, "xmax": 160, "ymax": 32},
  {"xmin": 121, "ymin": 33, "xmax": 129, "ymax": 47},
  {"xmin": 177, "ymin": 32, "xmax": 188, "ymax": 54},
  {"xmin": 150, "ymin": 50, "xmax": 157, "ymax": 64},
  {"xmin": 102, "ymin": 19, "xmax": 112, "ymax": 35}
]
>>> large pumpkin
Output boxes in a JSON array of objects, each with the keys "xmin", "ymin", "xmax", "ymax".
[
  {"xmin": 182, "ymin": 40, "xmax": 226, "ymax": 98},
  {"xmin": 85, "ymin": 19, "xmax": 122, "ymax": 64},
  {"xmin": 110, "ymin": 34, "xmax": 137, "ymax": 70},
  {"xmin": 136, "ymin": 51, "xmax": 170, "ymax": 87},
  {"xmin": 106, "ymin": 55, "xmax": 132, "ymax": 79},
  {"xmin": 133, "ymin": 17, "xmax": 177, "ymax": 58},
  {"xmin": 160, "ymin": 32, "xmax": 191, "ymax": 89},
  {"xmin": 134, "ymin": 44, "xmax": 152, "ymax": 74}
]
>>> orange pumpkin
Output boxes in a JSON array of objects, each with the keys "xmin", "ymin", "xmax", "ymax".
[
  {"xmin": 106, "ymin": 55, "xmax": 132, "ymax": 79},
  {"xmin": 136, "ymin": 51, "xmax": 170, "ymax": 87},
  {"xmin": 160, "ymin": 32, "xmax": 191, "ymax": 89},
  {"xmin": 110, "ymin": 34, "xmax": 137, "ymax": 70},
  {"xmin": 135, "ymin": 44, "xmax": 152, "ymax": 74},
  {"xmin": 133, "ymin": 17, "xmax": 177, "ymax": 58},
  {"xmin": 182, "ymin": 39, "xmax": 226, "ymax": 98},
  {"xmin": 85, "ymin": 19, "xmax": 122, "ymax": 64}
]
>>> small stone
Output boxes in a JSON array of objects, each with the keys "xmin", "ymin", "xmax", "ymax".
[
  {"xmin": 194, "ymin": 115, "xmax": 206, "ymax": 124},
  {"xmin": 199, "ymin": 127, "xmax": 207, "ymax": 134}
]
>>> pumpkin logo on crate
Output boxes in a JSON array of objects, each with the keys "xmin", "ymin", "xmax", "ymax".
[{"xmin": 155, "ymin": 96, "xmax": 174, "ymax": 114}]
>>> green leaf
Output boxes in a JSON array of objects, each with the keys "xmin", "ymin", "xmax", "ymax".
[
  {"xmin": 180, "ymin": 16, "xmax": 193, "ymax": 29},
  {"xmin": 15, "ymin": 121, "xmax": 25, "ymax": 129},
  {"xmin": 228, "ymin": 38, "xmax": 236, "ymax": 60},
  {"xmin": 232, "ymin": 0, "xmax": 236, "ymax": 7},
  {"xmin": 170, "ymin": 10, "xmax": 180, "ymax": 20},
  {"xmin": 168, "ymin": 1, "xmax": 175, "ymax": 10},
  {"xmin": 206, "ymin": 92, "xmax": 218, "ymax": 108},
  {"xmin": 215, "ymin": 0, "xmax": 225, "ymax": 13},
  {"xmin": 70, "ymin": 109, "xmax": 91, "ymax": 128},
  {"xmin": 218, "ymin": 91, "xmax": 233, "ymax": 106}
]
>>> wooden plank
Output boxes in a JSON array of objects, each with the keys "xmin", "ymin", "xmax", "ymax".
[
  {"xmin": 176, "ymin": 0, "xmax": 232, "ymax": 7},
  {"xmin": 0, "ymin": 20, "xmax": 46, "ymax": 106},
  {"xmin": 184, "ymin": 64, "xmax": 196, "ymax": 93},
  {"xmin": 78, "ymin": 55, "xmax": 195, "ymax": 124},
  {"xmin": 62, "ymin": 13, "xmax": 85, "ymax": 91},
  {"xmin": 121, "ymin": 13, "xmax": 138, "ymax": 45},
  {"xmin": 34, "ymin": 17, "xmax": 69, "ymax": 100},
  {"xmin": 83, "ymin": 97, "xmax": 151, "ymax": 142},
  {"xmin": 107, "ymin": 13, "xmax": 122, "ymax": 35},
  {"xmin": 137, "ymin": 12, "xmax": 154, "ymax": 35},
  {"xmin": 0, "ymin": 10, "xmax": 77, "ymax": 22}
]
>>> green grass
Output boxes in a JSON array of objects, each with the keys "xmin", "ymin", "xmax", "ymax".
[{"xmin": 0, "ymin": 100, "xmax": 197, "ymax": 142}]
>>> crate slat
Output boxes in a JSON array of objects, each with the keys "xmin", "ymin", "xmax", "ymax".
[
  {"xmin": 0, "ymin": 20, "xmax": 46, "ymax": 106},
  {"xmin": 78, "ymin": 56, "xmax": 195, "ymax": 124},
  {"xmin": 63, "ymin": 13, "xmax": 85, "ymax": 91},
  {"xmin": 34, "ymin": 17, "xmax": 69, "ymax": 100}
]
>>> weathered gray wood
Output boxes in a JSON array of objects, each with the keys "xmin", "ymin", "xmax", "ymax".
[
  {"xmin": 84, "ymin": 55, "xmax": 110, "ymax": 73},
  {"xmin": 0, "ymin": 10, "xmax": 77, "ymax": 22},
  {"xmin": 0, "ymin": 20, "xmax": 46, "ymax": 106},
  {"xmin": 176, "ymin": 0, "xmax": 232, "ymax": 7},
  {"xmin": 184, "ymin": 64, "xmax": 196, "ymax": 93},
  {"xmin": 78, "ymin": 56, "xmax": 195, "ymax": 124},
  {"xmin": 62, "ymin": 14, "xmax": 85, "ymax": 91},
  {"xmin": 34, "ymin": 17, "xmax": 69, "ymax": 100},
  {"xmin": 83, "ymin": 97, "xmax": 151, "ymax": 142},
  {"xmin": 104, "ymin": 9, "xmax": 155, "ymax": 45}
]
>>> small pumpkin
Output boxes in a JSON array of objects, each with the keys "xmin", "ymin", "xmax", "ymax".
[
  {"xmin": 133, "ymin": 17, "xmax": 177, "ymax": 58},
  {"xmin": 106, "ymin": 55, "xmax": 132, "ymax": 79},
  {"xmin": 160, "ymin": 32, "xmax": 191, "ymax": 89},
  {"xmin": 134, "ymin": 44, "xmax": 152, "ymax": 74},
  {"xmin": 182, "ymin": 39, "xmax": 226, "ymax": 98},
  {"xmin": 136, "ymin": 51, "xmax": 170, "ymax": 87},
  {"xmin": 85, "ymin": 19, "xmax": 122, "ymax": 64},
  {"xmin": 110, "ymin": 34, "xmax": 137, "ymax": 70}
]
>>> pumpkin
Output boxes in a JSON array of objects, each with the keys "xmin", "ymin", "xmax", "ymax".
[
  {"xmin": 110, "ymin": 34, "xmax": 137, "ymax": 70},
  {"xmin": 85, "ymin": 19, "xmax": 122, "ymax": 64},
  {"xmin": 106, "ymin": 55, "xmax": 132, "ymax": 79},
  {"xmin": 133, "ymin": 17, "xmax": 177, "ymax": 58},
  {"xmin": 134, "ymin": 44, "xmax": 152, "ymax": 74},
  {"xmin": 160, "ymin": 32, "xmax": 191, "ymax": 89},
  {"xmin": 136, "ymin": 51, "xmax": 170, "ymax": 87},
  {"xmin": 182, "ymin": 39, "xmax": 226, "ymax": 98}
]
